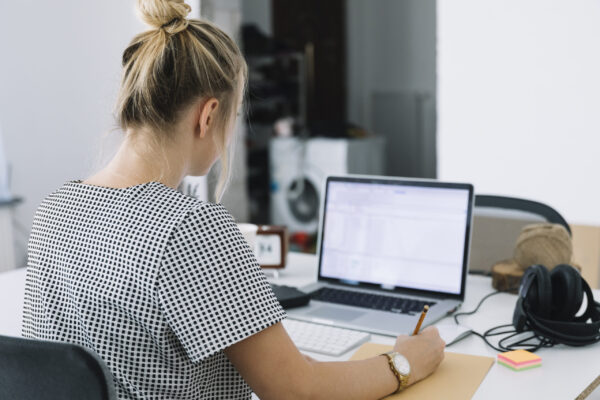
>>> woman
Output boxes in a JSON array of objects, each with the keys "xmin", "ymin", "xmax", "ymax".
[{"xmin": 22, "ymin": 0, "xmax": 445, "ymax": 399}]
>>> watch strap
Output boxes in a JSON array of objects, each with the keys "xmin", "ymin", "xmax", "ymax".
[{"xmin": 383, "ymin": 351, "xmax": 410, "ymax": 393}]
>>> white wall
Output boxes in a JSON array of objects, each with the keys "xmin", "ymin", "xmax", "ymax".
[
  {"xmin": 0, "ymin": 1, "xmax": 147, "ymax": 265},
  {"xmin": 438, "ymin": 0, "xmax": 600, "ymax": 226}
]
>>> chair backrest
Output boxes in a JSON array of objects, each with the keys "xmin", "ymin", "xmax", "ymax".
[
  {"xmin": 469, "ymin": 195, "xmax": 571, "ymax": 275},
  {"xmin": 0, "ymin": 335, "xmax": 116, "ymax": 400}
]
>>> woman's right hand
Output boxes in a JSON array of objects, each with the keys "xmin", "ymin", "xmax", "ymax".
[{"xmin": 393, "ymin": 326, "xmax": 445, "ymax": 386}]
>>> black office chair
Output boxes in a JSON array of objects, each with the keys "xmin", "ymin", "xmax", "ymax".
[
  {"xmin": 469, "ymin": 195, "xmax": 571, "ymax": 275},
  {"xmin": 0, "ymin": 335, "xmax": 116, "ymax": 400}
]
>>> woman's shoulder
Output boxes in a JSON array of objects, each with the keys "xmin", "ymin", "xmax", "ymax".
[
  {"xmin": 36, "ymin": 179, "xmax": 240, "ymax": 228},
  {"xmin": 175, "ymin": 201, "xmax": 236, "ymax": 237},
  {"xmin": 35, "ymin": 180, "xmax": 230, "ymax": 230}
]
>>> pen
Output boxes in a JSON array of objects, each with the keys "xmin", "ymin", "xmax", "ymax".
[{"xmin": 412, "ymin": 305, "xmax": 429, "ymax": 336}]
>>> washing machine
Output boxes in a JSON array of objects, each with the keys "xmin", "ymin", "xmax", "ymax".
[{"xmin": 269, "ymin": 137, "xmax": 384, "ymax": 234}]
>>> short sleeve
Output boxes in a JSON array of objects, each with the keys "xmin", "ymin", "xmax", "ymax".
[{"xmin": 157, "ymin": 203, "xmax": 285, "ymax": 362}]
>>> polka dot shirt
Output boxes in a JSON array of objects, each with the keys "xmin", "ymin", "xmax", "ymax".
[{"xmin": 22, "ymin": 181, "xmax": 286, "ymax": 399}]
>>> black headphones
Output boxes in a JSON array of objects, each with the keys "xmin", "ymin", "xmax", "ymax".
[{"xmin": 513, "ymin": 264, "xmax": 600, "ymax": 346}]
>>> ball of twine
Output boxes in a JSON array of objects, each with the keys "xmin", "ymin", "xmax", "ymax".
[{"xmin": 513, "ymin": 223, "xmax": 572, "ymax": 271}]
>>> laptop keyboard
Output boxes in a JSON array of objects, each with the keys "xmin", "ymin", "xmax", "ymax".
[{"xmin": 310, "ymin": 287, "xmax": 436, "ymax": 315}]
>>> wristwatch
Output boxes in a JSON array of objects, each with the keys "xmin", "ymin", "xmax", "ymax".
[{"xmin": 382, "ymin": 351, "xmax": 411, "ymax": 393}]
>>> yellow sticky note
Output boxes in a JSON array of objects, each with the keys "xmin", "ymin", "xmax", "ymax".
[{"xmin": 498, "ymin": 349, "xmax": 541, "ymax": 365}]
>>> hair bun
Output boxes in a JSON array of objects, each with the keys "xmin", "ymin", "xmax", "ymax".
[{"xmin": 137, "ymin": 0, "xmax": 191, "ymax": 32}]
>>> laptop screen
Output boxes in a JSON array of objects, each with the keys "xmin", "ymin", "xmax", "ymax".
[{"xmin": 318, "ymin": 176, "xmax": 473, "ymax": 297}]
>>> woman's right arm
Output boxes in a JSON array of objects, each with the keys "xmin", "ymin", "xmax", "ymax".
[{"xmin": 225, "ymin": 323, "xmax": 445, "ymax": 400}]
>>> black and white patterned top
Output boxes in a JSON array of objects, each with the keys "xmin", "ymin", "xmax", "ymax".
[{"xmin": 22, "ymin": 181, "xmax": 286, "ymax": 399}]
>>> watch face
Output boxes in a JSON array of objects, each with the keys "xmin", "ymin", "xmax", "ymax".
[{"xmin": 393, "ymin": 354, "xmax": 410, "ymax": 375}]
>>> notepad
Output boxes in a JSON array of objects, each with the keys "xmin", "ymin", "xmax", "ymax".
[
  {"xmin": 350, "ymin": 343, "xmax": 494, "ymax": 400},
  {"xmin": 497, "ymin": 349, "xmax": 541, "ymax": 371}
]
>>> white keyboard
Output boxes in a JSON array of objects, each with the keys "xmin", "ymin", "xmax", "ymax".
[{"xmin": 282, "ymin": 319, "xmax": 371, "ymax": 357}]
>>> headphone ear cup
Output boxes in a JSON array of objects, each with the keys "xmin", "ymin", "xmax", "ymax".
[
  {"xmin": 551, "ymin": 264, "xmax": 583, "ymax": 321},
  {"xmin": 513, "ymin": 267, "xmax": 538, "ymax": 332},
  {"xmin": 513, "ymin": 297, "xmax": 528, "ymax": 332},
  {"xmin": 523, "ymin": 265, "xmax": 552, "ymax": 319}
]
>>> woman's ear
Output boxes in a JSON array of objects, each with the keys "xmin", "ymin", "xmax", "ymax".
[{"xmin": 197, "ymin": 98, "xmax": 219, "ymax": 138}]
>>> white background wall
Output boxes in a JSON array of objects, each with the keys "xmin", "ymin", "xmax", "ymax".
[
  {"xmin": 0, "ymin": 1, "xmax": 146, "ymax": 265},
  {"xmin": 0, "ymin": 1, "xmax": 211, "ymax": 266},
  {"xmin": 438, "ymin": 0, "xmax": 600, "ymax": 226}
]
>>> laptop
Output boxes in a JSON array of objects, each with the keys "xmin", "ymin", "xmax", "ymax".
[{"xmin": 287, "ymin": 175, "xmax": 474, "ymax": 337}]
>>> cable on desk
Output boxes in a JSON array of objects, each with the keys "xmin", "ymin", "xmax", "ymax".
[
  {"xmin": 448, "ymin": 287, "xmax": 555, "ymax": 352},
  {"xmin": 453, "ymin": 290, "xmax": 507, "ymax": 325}
]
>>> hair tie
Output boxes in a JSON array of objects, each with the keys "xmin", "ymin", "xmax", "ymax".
[
  {"xmin": 161, "ymin": 18, "xmax": 181, "ymax": 29},
  {"xmin": 160, "ymin": 17, "xmax": 189, "ymax": 34}
]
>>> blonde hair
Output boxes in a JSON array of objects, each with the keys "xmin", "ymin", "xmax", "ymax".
[{"xmin": 116, "ymin": 0, "xmax": 247, "ymax": 200}]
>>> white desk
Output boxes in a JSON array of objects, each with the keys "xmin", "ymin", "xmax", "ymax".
[
  {"xmin": 2, "ymin": 253, "xmax": 599, "ymax": 399},
  {"xmin": 0, "ymin": 199, "xmax": 19, "ymax": 272},
  {"xmin": 0, "ymin": 266, "xmax": 25, "ymax": 337},
  {"xmin": 270, "ymin": 252, "xmax": 600, "ymax": 400}
]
